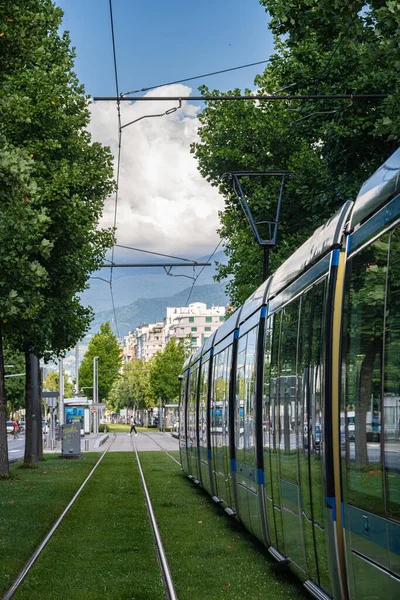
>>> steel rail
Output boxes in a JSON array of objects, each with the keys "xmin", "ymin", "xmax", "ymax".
[
  {"xmin": 131, "ymin": 436, "xmax": 178, "ymax": 600},
  {"xmin": 138, "ymin": 430, "xmax": 182, "ymax": 467},
  {"xmin": 3, "ymin": 434, "xmax": 117, "ymax": 600}
]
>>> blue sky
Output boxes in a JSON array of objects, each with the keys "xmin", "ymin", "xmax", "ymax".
[
  {"xmin": 56, "ymin": 1, "xmax": 275, "ymax": 311},
  {"xmin": 58, "ymin": 0, "xmax": 273, "ymax": 98}
]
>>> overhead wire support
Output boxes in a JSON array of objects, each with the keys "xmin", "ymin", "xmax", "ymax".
[
  {"xmin": 94, "ymin": 93, "xmax": 388, "ymax": 102},
  {"xmin": 101, "ymin": 262, "xmax": 211, "ymax": 268}
]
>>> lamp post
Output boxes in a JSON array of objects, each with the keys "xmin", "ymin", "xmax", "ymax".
[{"xmin": 93, "ymin": 356, "xmax": 99, "ymax": 434}]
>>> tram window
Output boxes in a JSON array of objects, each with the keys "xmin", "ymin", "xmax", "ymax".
[
  {"xmin": 384, "ymin": 227, "xmax": 400, "ymax": 520},
  {"xmin": 244, "ymin": 327, "xmax": 258, "ymax": 466},
  {"xmin": 279, "ymin": 299, "xmax": 300, "ymax": 483},
  {"xmin": 343, "ymin": 234, "xmax": 388, "ymax": 516},
  {"xmin": 263, "ymin": 317, "xmax": 274, "ymax": 449},
  {"xmin": 199, "ymin": 361, "xmax": 209, "ymax": 449},
  {"xmin": 236, "ymin": 336, "xmax": 247, "ymax": 461}
]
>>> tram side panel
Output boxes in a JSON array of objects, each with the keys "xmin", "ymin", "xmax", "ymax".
[
  {"xmin": 262, "ymin": 255, "xmax": 340, "ymax": 598},
  {"xmin": 234, "ymin": 313, "xmax": 265, "ymax": 541},
  {"xmin": 341, "ymin": 201, "xmax": 400, "ymax": 600}
]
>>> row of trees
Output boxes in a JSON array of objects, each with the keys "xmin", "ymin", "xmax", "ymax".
[
  {"xmin": 0, "ymin": 1, "xmax": 115, "ymax": 475},
  {"xmin": 107, "ymin": 338, "xmax": 185, "ymax": 417},
  {"xmin": 193, "ymin": 0, "xmax": 399, "ymax": 306}
]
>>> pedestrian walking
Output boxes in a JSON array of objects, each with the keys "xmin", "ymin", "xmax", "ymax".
[
  {"xmin": 129, "ymin": 417, "xmax": 138, "ymax": 436},
  {"xmin": 13, "ymin": 421, "xmax": 19, "ymax": 439}
]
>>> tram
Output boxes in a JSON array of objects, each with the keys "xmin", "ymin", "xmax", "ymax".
[{"xmin": 179, "ymin": 147, "xmax": 400, "ymax": 600}]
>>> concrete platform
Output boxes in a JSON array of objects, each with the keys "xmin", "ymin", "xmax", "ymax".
[{"xmin": 42, "ymin": 430, "xmax": 179, "ymax": 454}]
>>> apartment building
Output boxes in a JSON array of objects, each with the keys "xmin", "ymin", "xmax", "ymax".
[{"xmin": 165, "ymin": 302, "xmax": 226, "ymax": 351}]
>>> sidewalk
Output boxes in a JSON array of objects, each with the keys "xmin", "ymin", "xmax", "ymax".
[{"xmin": 43, "ymin": 431, "xmax": 179, "ymax": 454}]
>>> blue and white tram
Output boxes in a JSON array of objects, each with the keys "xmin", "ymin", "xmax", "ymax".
[{"xmin": 179, "ymin": 148, "xmax": 400, "ymax": 600}]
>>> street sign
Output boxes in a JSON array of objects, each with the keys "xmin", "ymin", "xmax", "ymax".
[
  {"xmin": 92, "ymin": 408, "xmax": 97, "ymax": 413},
  {"xmin": 42, "ymin": 390, "xmax": 59, "ymax": 398}
]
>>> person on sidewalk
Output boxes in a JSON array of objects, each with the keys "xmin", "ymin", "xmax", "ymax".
[
  {"xmin": 129, "ymin": 417, "xmax": 138, "ymax": 436},
  {"xmin": 13, "ymin": 421, "xmax": 19, "ymax": 439}
]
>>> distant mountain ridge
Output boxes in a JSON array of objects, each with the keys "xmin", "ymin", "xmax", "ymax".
[{"xmin": 89, "ymin": 283, "xmax": 229, "ymax": 337}]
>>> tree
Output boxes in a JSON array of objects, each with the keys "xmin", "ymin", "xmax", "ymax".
[
  {"xmin": 0, "ymin": 146, "xmax": 51, "ymax": 475},
  {"xmin": 192, "ymin": 1, "xmax": 399, "ymax": 306},
  {"xmin": 43, "ymin": 370, "xmax": 74, "ymax": 399},
  {"xmin": 79, "ymin": 323, "xmax": 122, "ymax": 402},
  {"xmin": 0, "ymin": 0, "xmax": 115, "ymax": 469},
  {"xmin": 108, "ymin": 359, "xmax": 155, "ymax": 415},
  {"xmin": 149, "ymin": 339, "xmax": 185, "ymax": 404}
]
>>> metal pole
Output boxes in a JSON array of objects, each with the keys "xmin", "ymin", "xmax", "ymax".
[
  {"xmin": 75, "ymin": 344, "xmax": 79, "ymax": 396},
  {"xmin": 263, "ymin": 246, "xmax": 270, "ymax": 282},
  {"xmin": 58, "ymin": 358, "xmax": 64, "ymax": 426}
]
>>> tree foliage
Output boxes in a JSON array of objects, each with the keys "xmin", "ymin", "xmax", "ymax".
[
  {"xmin": 78, "ymin": 323, "xmax": 122, "ymax": 402},
  {"xmin": 193, "ymin": 0, "xmax": 399, "ymax": 306},
  {"xmin": 149, "ymin": 339, "xmax": 185, "ymax": 404},
  {"xmin": 108, "ymin": 360, "xmax": 155, "ymax": 413},
  {"xmin": 43, "ymin": 370, "xmax": 74, "ymax": 399},
  {"xmin": 0, "ymin": 0, "xmax": 115, "ymax": 473}
]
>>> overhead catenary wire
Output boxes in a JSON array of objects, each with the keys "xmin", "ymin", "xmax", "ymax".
[
  {"xmin": 121, "ymin": 58, "xmax": 272, "ymax": 96},
  {"xmin": 108, "ymin": 0, "xmax": 121, "ymax": 338},
  {"xmin": 186, "ymin": 240, "xmax": 223, "ymax": 305},
  {"xmin": 115, "ymin": 244, "xmax": 200, "ymax": 264}
]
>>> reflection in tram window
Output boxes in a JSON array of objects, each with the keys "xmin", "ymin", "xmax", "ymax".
[
  {"xmin": 384, "ymin": 227, "xmax": 400, "ymax": 521},
  {"xmin": 342, "ymin": 234, "xmax": 388, "ymax": 516}
]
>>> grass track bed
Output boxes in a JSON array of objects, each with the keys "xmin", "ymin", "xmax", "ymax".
[
  {"xmin": 140, "ymin": 451, "xmax": 310, "ymax": 600},
  {"xmin": 0, "ymin": 454, "xmax": 99, "ymax": 596},
  {"xmin": 13, "ymin": 453, "xmax": 165, "ymax": 600}
]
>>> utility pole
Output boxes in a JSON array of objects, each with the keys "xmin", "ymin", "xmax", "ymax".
[
  {"xmin": 58, "ymin": 358, "xmax": 64, "ymax": 426},
  {"xmin": 75, "ymin": 344, "xmax": 79, "ymax": 396}
]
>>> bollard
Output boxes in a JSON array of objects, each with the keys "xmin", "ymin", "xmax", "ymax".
[{"xmin": 84, "ymin": 439, "xmax": 89, "ymax": 451}]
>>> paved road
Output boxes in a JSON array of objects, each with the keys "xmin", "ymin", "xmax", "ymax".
[{"xmin": 8, "ymin": 433, "xmax": 25, "ymax": 462}]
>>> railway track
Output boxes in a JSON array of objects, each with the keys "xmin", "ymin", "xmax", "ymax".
[
  {"xmin": 138, "ymin": 430, "xmax": 182, "ymax": 467},
  {"xmin": 3, "ymin": 434, "xmax": 117, "ymax": 600},
  {"xmin": 131, "ymin": 434, "xmax": 179, "ymax": 600}
]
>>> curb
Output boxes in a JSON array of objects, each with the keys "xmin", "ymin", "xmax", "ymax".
[{"xmin": 93, "ymin": 434, "xmax": 109, "ymax": 448}]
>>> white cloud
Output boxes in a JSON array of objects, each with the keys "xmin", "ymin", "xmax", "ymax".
[{"xmin": 88, "ymin": 84, "xmax": 224, "ymax": 259}]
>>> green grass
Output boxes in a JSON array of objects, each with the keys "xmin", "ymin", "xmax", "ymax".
[
  {"xmin": 14, "ymin": 453, "xmax": 165, "ymax": 600},
  {"xmin": 106, "ymin": 423, "xmax": 158, "ymax": 434},
  {"xmin": 0, "ymin": 454, "xmax": 99, "ymax": 595},
  {"xmin": 140, "ymin": 452, "xmax": 310, "ymax": 600}
]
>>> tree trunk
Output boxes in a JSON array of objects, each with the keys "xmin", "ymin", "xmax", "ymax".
[
  {"xmin": 0, "ymin": 327, "xmax": 10, "ymax": 476},
  {"xmin": 24, "ymin": 353, "xmax": 40, "ymax": 466},
  {"xmin": 355, "ymin": 340, "xmax": 379, "ymax": 468}
]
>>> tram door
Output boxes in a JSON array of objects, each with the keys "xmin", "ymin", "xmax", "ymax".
[
  {"xmin": 264, "ymin": 277, "xmax": 332, "ymax": 594},
  {"xmin": 187, "ymin": 361, "xmax": 200, "ymax": 482},
  {"xmin": 179, "ymin": 370, "xmax": 189, "ymax": 473},
  {"xmin": 341, "ymin": 227, "xmax": 400, "ymax": 600},
  {"xmin": 211, "ymin": 344, "xmax": 234, "ymax": 509}
]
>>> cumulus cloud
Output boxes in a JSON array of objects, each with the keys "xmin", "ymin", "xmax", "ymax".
[{"xmin": 88, "ymin": 85, "xmax": 224, "ymax": 258}]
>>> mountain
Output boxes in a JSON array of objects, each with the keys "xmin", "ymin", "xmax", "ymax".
[
  {"xmin": 81, "ymin": 250, "xmax": 227, "ymax": 314},
  {"xmin": 89, "ymin": 283, "xmax": 229, "ymax": 337}
]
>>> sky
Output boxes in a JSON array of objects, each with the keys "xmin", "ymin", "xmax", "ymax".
[{"xmin": 56, "ymin": 0, "xmax": 274, "ymax": 298}]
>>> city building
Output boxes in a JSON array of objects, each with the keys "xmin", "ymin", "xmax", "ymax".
[{"xmin": 164, "ymin": 302, "xmax": 226, "ymax": 351}]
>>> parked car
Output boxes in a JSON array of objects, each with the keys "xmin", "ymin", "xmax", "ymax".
[{"xmin": 6, "ymin": 421, "xmax": 14, "ymax": 434}]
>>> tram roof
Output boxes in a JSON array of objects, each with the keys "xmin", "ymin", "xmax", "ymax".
[
  {"xmin": 213, "ymin": 305, "xmax": 242, "ymax": 346},
  {"xmin": 350, "ymin": 147, "xmax": 400, "ymax": 230},
  {"xmin": 268, "ymin": 200, "xmax": 353, "ymax": 300}
]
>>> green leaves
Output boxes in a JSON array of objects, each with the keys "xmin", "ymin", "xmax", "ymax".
[{"xmin": 193, "ymin": 0, "xmax": 399, "ymax": 306}]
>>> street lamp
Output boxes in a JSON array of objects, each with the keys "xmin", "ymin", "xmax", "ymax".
[{"xmin": 93, "ymin": 357, "xmax": 99, "ymax": 434}]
